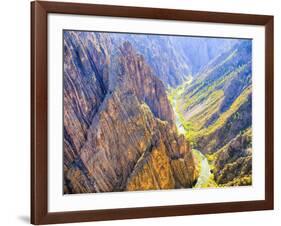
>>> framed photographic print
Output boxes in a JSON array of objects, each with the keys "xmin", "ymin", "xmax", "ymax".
[{"xmin": 31, "ymin": 1, "xmax": 274, "ymax": 224}]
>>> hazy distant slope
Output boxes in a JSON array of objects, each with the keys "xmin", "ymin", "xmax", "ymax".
[
  {"xmin": 170, "ymin": 37, "xmax": 237, "ymax": 75},
  {"xmin": 109, "ymin": 33, "xmax": 237, "ymax": 87}
]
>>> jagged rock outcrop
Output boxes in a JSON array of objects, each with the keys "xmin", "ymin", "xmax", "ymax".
[
  {"xmin": 109, "ymin": 41, "xmax": 174, "ymax": 123},
  {"xmin": 63, "ymin": 31, "xmax": 196, "ymax": 194}
]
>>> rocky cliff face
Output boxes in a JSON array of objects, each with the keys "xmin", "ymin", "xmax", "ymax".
[
  {"xmin": 63, "ymin": 31, "xmax": 112, "ymax": 193},
  {"xmin": 109, "ymin": 41, "xmax": 174, "ymax": 122},
  {"xmin": 63, "ymin": 31, "xmax": 197, "ymax": 194}
]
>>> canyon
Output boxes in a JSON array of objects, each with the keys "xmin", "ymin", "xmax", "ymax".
[{"xmin": 63, "ymin": 31, "xmax": 252, "ymax": 194}]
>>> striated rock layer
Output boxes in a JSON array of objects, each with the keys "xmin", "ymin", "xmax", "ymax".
[{"xmin": 63, "ymin": 31, "xmax": 197, "ymax": 194}]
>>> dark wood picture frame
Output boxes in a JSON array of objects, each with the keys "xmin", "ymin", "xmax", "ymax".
[{"xmin": 31, "ymin": 1, "xmax": 274, "ymax": 224}]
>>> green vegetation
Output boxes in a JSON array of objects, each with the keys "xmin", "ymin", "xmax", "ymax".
[
  {"xmin": 168, "ymin": 63, "xmax": 251, "ymax": 145},
  {"xmin": 195, "ymin": 86, "xmax": 251, "ymax": 137}
]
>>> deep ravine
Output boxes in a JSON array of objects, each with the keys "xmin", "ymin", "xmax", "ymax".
[{"xmin": 170, "ymin": 95, "xmax": 217, "ymax": 188}]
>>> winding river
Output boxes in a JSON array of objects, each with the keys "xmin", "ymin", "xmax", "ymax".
[
  {"xmin": 192, "ymin": 149, "xmax": 213, "ymax": 188},
  {"xmin": 171, "ymin": 98, "xmax": 215, "ymax": 188}
]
